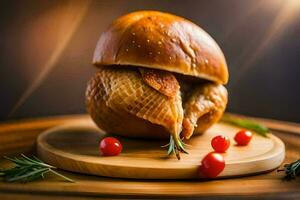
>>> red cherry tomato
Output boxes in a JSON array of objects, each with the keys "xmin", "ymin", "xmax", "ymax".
[
  {"xmin": 211, "ymin": 135, "xmax": 230, "ymax": 153},
  {"xmin": 199, "ymin": 152, "xmax": 225, "ymax": 178},
  {"xmin": 99, "ymin": 137, "xmax": 122, "ymax": 156},
  {"xmin": 234, "ymin": 130, "xmax": 253, "ymax": 146}
]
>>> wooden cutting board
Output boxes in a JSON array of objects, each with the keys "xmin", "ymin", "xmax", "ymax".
[{"xmin": 37, "ymin": 118, "xmax": 285, "ymax": 179}]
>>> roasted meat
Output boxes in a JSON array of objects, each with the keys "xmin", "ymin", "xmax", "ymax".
[{"xmin": 86, "ymin": 66, "xmax": 227, "ymax": 158}]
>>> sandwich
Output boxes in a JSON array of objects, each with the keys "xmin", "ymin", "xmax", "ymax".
[{"xmin": 86, "ymin": 11, "xmax": 228, "ymax": 159}]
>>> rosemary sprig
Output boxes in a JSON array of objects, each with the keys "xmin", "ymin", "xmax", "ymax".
[
  {"xmin": 162, "ymin": 136, "xmax": 188, "ymax": 160},
  {"xmin": 0, "ymin": 154, "xmax": 74, "ymax": 183},
  {"xmin": 278, "ymin": 159, "xmax": 300, "ymax": 180},
  {"xmin": 221, "ymin": 114, "xmax": 269, "ymax": 137}
]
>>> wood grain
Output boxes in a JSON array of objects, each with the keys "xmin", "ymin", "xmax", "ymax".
[
  {"xmin": 0, "ymin": 114, "xmax": 299, "ymax": 199},
  {"xmin": 36, "ymin": 118, "xmax": 285, "ymax": 179},
  {"xmin": 0, "ymin": 115, "xmax": 87, "ymax": 156}
]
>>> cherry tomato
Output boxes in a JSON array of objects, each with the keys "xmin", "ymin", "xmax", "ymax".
[
  {"xmin": 99, "ymin": 137, "xmax": 122, "ymax": 156},
  {"xmin": 199, "ymin": 152, "xmax": 225, "ymax": 178},
  {"xmin": 211, "ymin": 135, "xmax": 230, "ymax": 153},
  {"xmin": 234, "ymin": 130, "xmax": 253, "ymax": 146}
]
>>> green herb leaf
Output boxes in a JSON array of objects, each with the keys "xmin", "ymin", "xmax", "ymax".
[
  {"xmin": 278, "ymin": 159, "xmax": 300, "ymax": 180},
  {"xmin": 0, "ymin": 154, "xmax": 74, "ymax": 183},
  {"xmin": 221, "ymin": 114, "xmax": 269, "ymax": 137},
  {"xmin": 163, "ymin": 136, "xmax": 188, "ymax": 160}
]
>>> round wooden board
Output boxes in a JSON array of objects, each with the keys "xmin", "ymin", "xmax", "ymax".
[{"xmin": 37, "ymin": 118, "xmax": 285, "ymax": 179}]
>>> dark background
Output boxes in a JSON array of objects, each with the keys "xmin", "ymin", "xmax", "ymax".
[{"xmin": 0, "ymin": 0, "xmax": 299, "ymax": 122}]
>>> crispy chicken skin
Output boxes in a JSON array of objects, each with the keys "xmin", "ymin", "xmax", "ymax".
[
  {"xmin": 86, "ymin": 67, "xmax": 183, "ymax": 146},
  {"xmin": 86, "ymin": 66, "xmax": 227, "ymax": 142},
  {"xmin": 139, "ymin": 68, "xmax": 180, "ymax": 98}
]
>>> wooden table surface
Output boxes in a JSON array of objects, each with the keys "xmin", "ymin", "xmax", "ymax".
[{"xmin": 0, "ymin": 114, "xmax": 299, "ymax": 200}]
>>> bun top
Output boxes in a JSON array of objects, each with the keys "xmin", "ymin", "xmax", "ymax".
[{"xmin": 93, "ymin": 11, "xmax": 228, "ymax": 84}]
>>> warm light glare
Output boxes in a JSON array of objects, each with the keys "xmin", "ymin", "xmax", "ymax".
[
  {"xmin": 231, "ymin": 0, "xmax": 300, "ymax": 87},
  {"xmin": 8, "ymin": 0, "xmax": 92, "ymax": 117}
]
